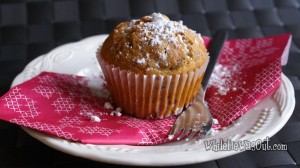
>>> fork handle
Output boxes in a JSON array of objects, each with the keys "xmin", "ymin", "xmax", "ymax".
[{"xmin": 202, "ymin": 30, "xmax": 228, "ymax": 90}]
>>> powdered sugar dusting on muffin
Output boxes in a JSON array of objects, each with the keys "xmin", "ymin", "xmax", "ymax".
[
  {"xmin": 141, "ymin": 13, "xmax": 185, "ymax": 48},
  {"xmin": 136, "ymin": 58, "xmax": 146, "ymax": 64},
  {"xmin": 125, "ymin": 13, "xmax": 193, "ymax": 65},
  {"xmin": 142, "ymin": 13, "xmax": 192, "ymax": 66},
  {"xmin": 102, "ymin": 13, "xmax": 208, "ymax": 75},
  {"xmin": 158, "ymin": 52, "xmax": 167, "ymax": 61},
  {"xmin": 150, "ymin": 36, "xmax": 163, "ymax": 46}
]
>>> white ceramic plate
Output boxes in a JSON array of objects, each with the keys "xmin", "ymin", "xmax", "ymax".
[{"xmin": 12, "ymin": 35, "xmax": 295, "ymax": 166}]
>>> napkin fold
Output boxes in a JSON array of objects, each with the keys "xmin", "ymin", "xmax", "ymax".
[{"xmin": 0, "ymin": 34, "xmax": 291, "ymax": 145}]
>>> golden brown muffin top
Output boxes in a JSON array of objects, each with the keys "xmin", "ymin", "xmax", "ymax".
[{"xmin": 99, "ymin": 13, "xmax": 208, "ymax": 75}]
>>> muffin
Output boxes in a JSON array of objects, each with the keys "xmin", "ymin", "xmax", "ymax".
[{"xmin": 97, "ymin": 13, "xmax": 209, "ymax": 119}]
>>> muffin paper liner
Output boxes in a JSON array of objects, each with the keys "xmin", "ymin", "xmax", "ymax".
[{"xmin": 99, "ymin": 58, "xmax": 209, "ymax": 119}]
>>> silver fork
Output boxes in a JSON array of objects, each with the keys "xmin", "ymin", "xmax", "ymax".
[{"xmin": 168, "ymin": 30, "xmax": 228, "ymax": 141}]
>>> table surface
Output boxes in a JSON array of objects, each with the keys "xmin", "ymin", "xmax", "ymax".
[{"xmin": 0, "ymin": 0, "xmax": 300, "ymax": 167}]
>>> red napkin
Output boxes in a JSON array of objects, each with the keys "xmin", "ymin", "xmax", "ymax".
[
  {"xmin": 0, "ymin": 34, "xmax": 291, "ymax": 145},
  {"xmin": 203, "ymin": 33, "xmax": 291, "ymax": 128}
]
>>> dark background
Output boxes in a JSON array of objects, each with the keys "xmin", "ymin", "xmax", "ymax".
[{"xmin": 0, "ymin": 0, "xmax": 300, "ymax": 167}]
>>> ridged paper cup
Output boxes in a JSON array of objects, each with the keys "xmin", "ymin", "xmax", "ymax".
[{"xmin": 99, "ymin": 57, "xmax": 209, "ymax": 119}]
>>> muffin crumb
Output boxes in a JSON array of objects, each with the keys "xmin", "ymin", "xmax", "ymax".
[
  {"xmin": 116, "ymin": 107, "xmax": 122, "ymax": 112},
  {"xmin": 90, "ymin": 115, "xmax": 101, "ymax": 122},
  {"xmin": 110, "ymin": 111, "xmax": 122, "ymax": 117},
  {"xmin": 168, "ymin": 135, "xmax": 174, "ymax": 140},
  {"xmin": 104, "ymin": 102, "xmax": 113, "ymax": 109}
]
